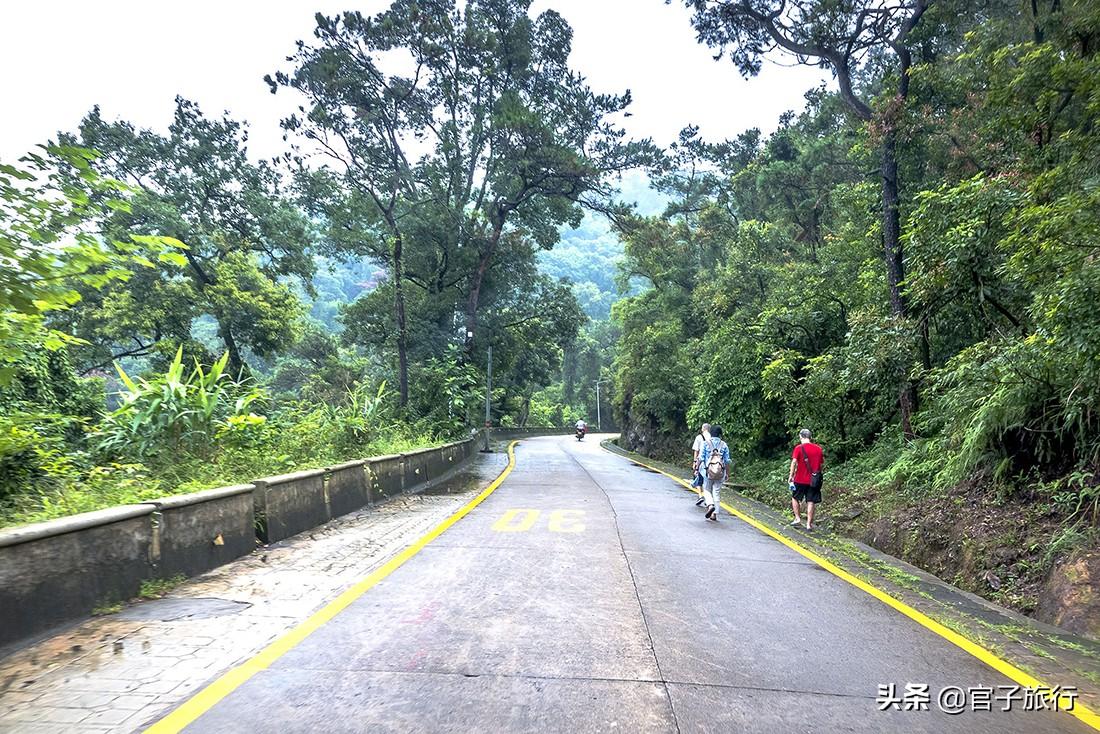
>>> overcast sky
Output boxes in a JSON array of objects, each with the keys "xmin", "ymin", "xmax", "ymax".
[{"xmin": 0, "ymin": 1, "xmax": 828, "ymax": 164}]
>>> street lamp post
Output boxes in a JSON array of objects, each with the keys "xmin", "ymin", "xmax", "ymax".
[
  {"xmin": 595, "ymin": 378, "xmax": 608, "ymax": 431},
  {"xmin": 483, "ymin": 343, "xmax": 492, "ymax": 452}
]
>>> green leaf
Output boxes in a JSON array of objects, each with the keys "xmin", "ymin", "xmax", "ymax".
[{"xmin": 158, "ymin": 252, "xmax": 188, "ymax": 267}]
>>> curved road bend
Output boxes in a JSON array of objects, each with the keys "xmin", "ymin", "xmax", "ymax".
[{"xmin": 161, "ymin": 435, "xmax": 1093, "ymax": 733}]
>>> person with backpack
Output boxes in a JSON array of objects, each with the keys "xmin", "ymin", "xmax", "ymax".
[
  {"xmin": 690, "ymin": 422, "xmax": 711, "ymax": 506},
  {"xmin": 698, "ymin": 425, "xmax": 730, "ymax": 522},
  {"xmin": 788, "ymin": 428, "xmax": 824, "ymax": 530}
]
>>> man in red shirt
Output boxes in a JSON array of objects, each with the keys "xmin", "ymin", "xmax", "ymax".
[{"xmin": 788, "ymin": 428, "xmax": 824, "ymax": 530}]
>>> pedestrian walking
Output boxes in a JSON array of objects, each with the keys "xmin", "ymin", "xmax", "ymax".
[
  {"xmin": 699, "ymin": 425, "xmax": 730, "ymax": 522},
  {"xmin": 788, "ymin": 428, "xmax": 824, "ymax": 530},
  {"xmin": 690, "ymin": 422, "xmax": 711, "ymax": 506}
]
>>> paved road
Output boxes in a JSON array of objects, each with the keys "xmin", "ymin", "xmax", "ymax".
[{"xmin": 168, "ymin": 436, "xmax": 1092, "ymax": 733}]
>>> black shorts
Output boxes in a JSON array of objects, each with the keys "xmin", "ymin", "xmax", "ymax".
[{"xmin": 793, "ymin": 482, "xmax": 822, "ymax": 504}]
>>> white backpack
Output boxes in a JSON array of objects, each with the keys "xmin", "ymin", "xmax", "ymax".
[{"xmin": 705, "ymin": 439, "xmax": 725, "ymax": 480}]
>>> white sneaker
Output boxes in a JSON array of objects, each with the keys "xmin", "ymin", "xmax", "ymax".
[{"xmin": 789, "ymin": 519, "xmax": 801, "ymax": 526}]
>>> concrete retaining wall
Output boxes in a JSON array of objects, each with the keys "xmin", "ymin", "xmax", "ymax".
[
  {"xmin": 441, "ymin": 440, "xmax": 463, "ymax": 470},
  {"xmin": 368, "ymin": 454, "xmax": 404, "ymax": 502},
  {"xmin": 0, "ymin": 505, "xmax": 156, "ymax": 648},
  {"xmin": 326, "ymin": 460, "xmax": 369, "ymax": 518},
  {"xmin": 400, "ymin": 447, "xmax": 432, "ymax": 491},
  {"xmin": 151, "ymin": 484, "xmax": 255, "ymax": 579},
  {"xmin": 424, "ymin": 445, "xmax": 451, "ymax": 483},
  {"xmin": 253, "ymin": 468, "xmax": 329, "ymax": 544},
  {"xmin": 491, "ymin": 427, "xmax": 578, "ymax": 440},
  {"xmin": 0, "ymin": 433, "xmax": 484, "ymax": 650}
]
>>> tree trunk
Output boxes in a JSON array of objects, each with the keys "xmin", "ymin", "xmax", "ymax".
[
  {"xmin": 464, "ymin": 224, "xmax": 504, "ymax": 353},
  {"xmin": 920, "ymin": 315, "xmax": 932, "ymax": 371},
  {"xmin": 882, "ymin": 127, "xmax": 917, "ymax": 438},
  {"xmin": 391, "ymin": 232, "xmax": 410, "ymax": 407},
  {"xmin": 219, "ymin": 322, "xmax": 245, "ymax": 377},
  {"xmin": 898, "ymin": 382, "xmax": 915, "ymax": 438},
  {"xmin": 881, "ymin": 129, "xmax": 906, "ymax": 318}
]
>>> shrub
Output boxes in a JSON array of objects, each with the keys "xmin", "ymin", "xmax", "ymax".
[
  {"xmin": 0, "ymin": 413, "xmax": 83, "ymax": 503},
  {"xmin": 95, "ymin": 347, "xmax": 265, "ymax": 461}
]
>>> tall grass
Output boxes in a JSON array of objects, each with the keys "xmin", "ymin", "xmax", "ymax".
[{"xmin": 0, "ymin": 355, "xmax": 452, "ymax": 529}]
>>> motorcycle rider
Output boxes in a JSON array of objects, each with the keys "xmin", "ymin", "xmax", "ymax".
[{"xmin": 575, "ymin": 418, "xmax": 588, "ymax": 439}]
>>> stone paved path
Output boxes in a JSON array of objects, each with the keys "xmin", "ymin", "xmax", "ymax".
[{"xmin": 0, "ymin": 453, "xmax": 508, "ymax": 734}]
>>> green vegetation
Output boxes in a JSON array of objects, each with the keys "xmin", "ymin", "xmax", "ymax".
[
  {"xmin": 138, "ymin": 575, "xmax": 187, "ymax": 600},
  {"xmin": 57, "ymin": 99, "xmax": 312, "ymax": 375},
  {"xmin": 612, "ymin": 1, "xmax": 1100, "ymax": 614},
  {"xmin": 91, "ymin": 602, "xmax": 123, "ymax": 616},
  {"xmin": 0, "ymin": 1, "xmax": 643, "ymax": 528},
  {"xmin": 0, "ymin": 135, "xmax": 443, "ymax": 528}
]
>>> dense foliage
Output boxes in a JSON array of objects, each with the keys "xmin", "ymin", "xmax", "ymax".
[
  {"xmin": 58, "ymin": 99, "xmax": 313, "ymax": 375},
  {"xmin": 269, "ymin": 0, "xmax": 655, "ymax": 407},
  {"xmin": 0, "ymin": 0, "xmax": 643, "ymax": 527},
  {"xmin": 613, "ymin": 2, "xmax": 1100, "ymax": 548}
]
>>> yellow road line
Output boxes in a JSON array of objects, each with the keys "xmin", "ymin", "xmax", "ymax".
[
  {"xmin": 145, "ymin": 441, "xmax": 520, "ymax": 734},
  {"xmin": 608, "ymin": 446, "xmax": 1100, "ymax": 732}
]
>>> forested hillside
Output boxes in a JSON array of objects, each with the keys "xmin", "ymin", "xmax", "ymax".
[
  {"xmin": 611, "ymin": 1, "xmax": 1100, "ymax": 632},
  {"xmin": 527, "ymin": 175, "xmax": 665, "ymax": 429},
  {"xmin": 0, "ymin": 2, "xmax": 651, "ymax": 527}
]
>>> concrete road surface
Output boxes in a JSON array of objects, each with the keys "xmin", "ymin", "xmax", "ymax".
[{"xmin": 160, "ymin": 435, "xmax": 1094, "ymax": 733}]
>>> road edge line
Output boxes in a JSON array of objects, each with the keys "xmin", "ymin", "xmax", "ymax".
[
  {"xmin": 144, "ymin": 440, "xmax": 521, "ymax": 734},
  {"xmin": 603, "ymin": 444, "xmax": 1100, "ymax": 732}
]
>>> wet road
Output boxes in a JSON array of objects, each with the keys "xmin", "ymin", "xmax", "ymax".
[{"xmin": 158, "ymin": 435, "xmax": 1093, "ymax": 733}]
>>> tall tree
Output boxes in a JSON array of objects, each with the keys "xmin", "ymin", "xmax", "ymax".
[
  {"xmin": 62, "ymin": 98, "xmax": 312, "ymax": 374},
  {"xmin": 270, "ymin": 0, "xmax": 656, "ymax": 404},
  {"xmin": 0, "ymin": 146, "xmax": 183, "ymax": 379},
  {"xmin": 680, "ymin": 0, "xmax": 940, "ymax": 434}
]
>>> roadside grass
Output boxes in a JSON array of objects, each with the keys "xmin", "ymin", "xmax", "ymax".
[
  {"xmin": 728, "ymin": 440, "xmax": 1100, "ymax": 629},
  {"xmin": 89, "ymin": 574, "xmax": 200, "ymax": 617},
  {"xmin": 0, "ymin": 429, "xmax": 445, "ymax": 530},
  {"xmin": 1041, "ymin": 634, "xmax": 1100, "ymax": 666},
  {"xmin": 1025, "ymin": 642, "xmax": 1058, "ymax": 660},
  {"xmin": 91, "ymin": 602, "xmax": 123, "ymax": 616},
  {"xmin": 139, "ymin": 575, "xmax": 187, "ymax": 600}
]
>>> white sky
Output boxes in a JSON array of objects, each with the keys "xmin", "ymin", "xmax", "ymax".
[{"xmin": 0, "ymin": 1, "xmax": 827, "ymax": 164}]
